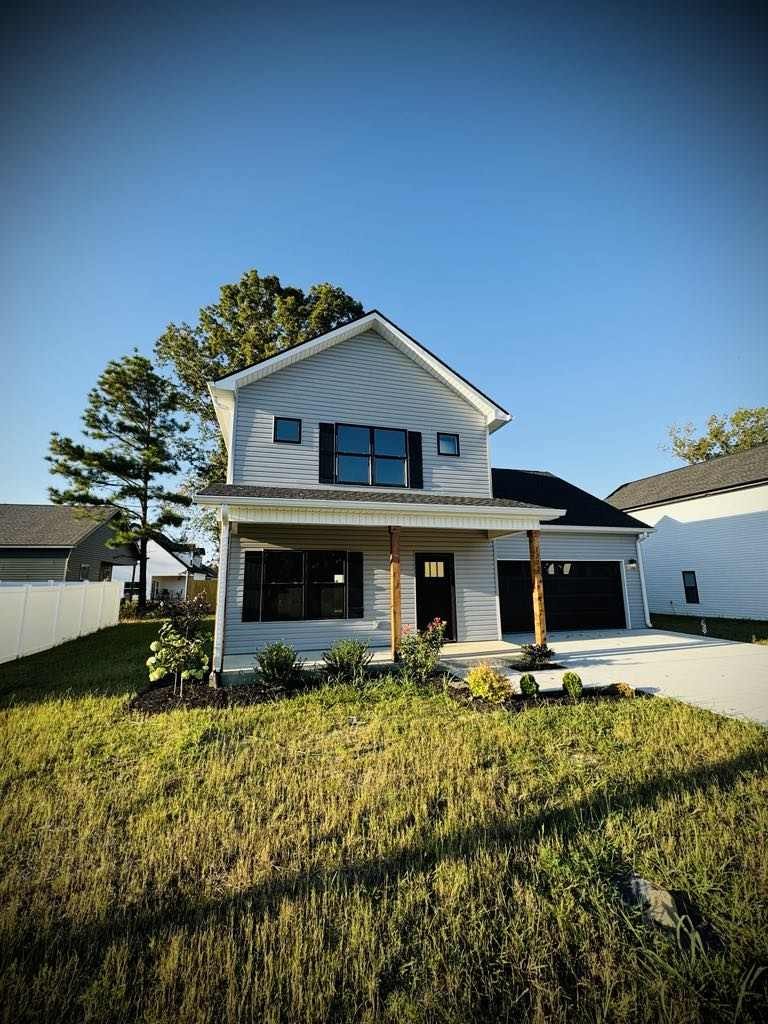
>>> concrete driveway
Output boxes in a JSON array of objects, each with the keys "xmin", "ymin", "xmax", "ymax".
[{"xmin": 503, "ymin": 629, "xmax": 768, "ymax": 725}]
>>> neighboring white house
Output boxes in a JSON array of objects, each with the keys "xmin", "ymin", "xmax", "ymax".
[
  {"xmin": 194, "ymin": 309, "xmax": 650, "ymax": 683},
  {"xmin": 606, "ymin": 444, "xmax": 768, "ymax": 621},
  {"xmin": 112, "ymin": 537, "xmax": 216, "ymax": 602}
]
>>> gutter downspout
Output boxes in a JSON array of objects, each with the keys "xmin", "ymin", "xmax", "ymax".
[
  {"xmin": 635, "ymin": 533, "xmax": 652, "ymax": 628},
  {"xmin": 210, "ymin": 505, "xmax": 230, "ymax": 688}
]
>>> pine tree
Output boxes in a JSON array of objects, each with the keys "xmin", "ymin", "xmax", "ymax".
[{"xmin": 47, "ymin": 353, "xmax": 191, "ymax": 609}]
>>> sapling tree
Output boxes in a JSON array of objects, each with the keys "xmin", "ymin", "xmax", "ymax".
[{"xmin": 47, "ymin": 352, "xmax": 191, "ymax": 609}]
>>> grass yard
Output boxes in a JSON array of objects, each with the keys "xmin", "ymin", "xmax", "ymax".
[
  {"xmin": 651, "ymin": 613, "xmax": 768, "ymax": 645},
  {"xmin": 1, "ymin": 624, "xmax": 767, "ymax": 1023}
]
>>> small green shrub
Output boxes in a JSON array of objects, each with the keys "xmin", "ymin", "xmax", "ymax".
[
  {"xmin": 146, "ymin": 622, "xmax": 210, "ymax": 696},
  {"xmin": 519, "ymin": 642, "xmax": 556, "ymax": 668},
  {"xmin": 256, "ymin": 641, "xmax": 304, "ymax": 690},
  {"xmin": 605, "ymin": 681, "xmax": 635, "ymax": 699},
  {"xmin": 466, "ymin": 662, "xmax": 512, "ymax": 704},
  {"xmin": 398, "ymin": 618, "xmax": 447, "ymax": 685},
  {"xmin": 561, "ymin": 671, "xmax": 583, "ymax": 699},
  {"xmin": 322, "ymin": 639, "xmax": 373, "ymax": 685},
  {"xmin": 519, "ymin": 672, "xmax": 539, "ymax": 698}
]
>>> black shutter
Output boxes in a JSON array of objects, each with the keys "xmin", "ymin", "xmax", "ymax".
[
  {"xmin": 319, "ymin": 422, "xmax": 335, "ymax": 484},
  {"xmin": 242, "ymin": 550, "xmax": 263, "ymax": 622},
  {"xmin": 346, "ymin": 551, "xmax": 364, "ymax": 618},
  {"xmin": 407, "ymin": 431, "xmax": 423, "ymax": 489}
]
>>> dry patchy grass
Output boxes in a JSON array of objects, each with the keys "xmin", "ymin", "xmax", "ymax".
[{"xmin": 1, "ymin": 624, "xmax": 767, "ymax": 1023}]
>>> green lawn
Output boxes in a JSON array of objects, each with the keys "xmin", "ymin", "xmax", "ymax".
[
  {"xmin": 1, "ymin": 625, "xmax": 767, "ymax": 1023},
  {"xmin": 651, "ymin": 613, "xmax": 768, "ymax": 645}
]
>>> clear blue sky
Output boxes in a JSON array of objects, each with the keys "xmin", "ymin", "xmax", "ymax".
[{"xmin": 2, "ymin": 1, "xmax": 766, "ymax": 504}]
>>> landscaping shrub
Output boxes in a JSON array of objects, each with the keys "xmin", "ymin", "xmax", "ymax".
[
  {"xmin": 466, "ymin": 662, "xmax": 512, "ymax": 704},
  {"xmin": 561, "ymin": 671, "xmax": 583, "ymax": 699},
  {"xmin": 519, "ymin": 642, "xmax": 556, "ymax": 668},
  {"xmin": 322, "ymin": 639, "xmax": 373, "ymax": 685},
  {"xmin": 146, "ymin": 622, "xmax": 210, "ymax": 697},
  {"xmin": 256, "ymin": 641, "xmax": 304, "ymax": 690},
  {"xmin": 519, "ymin": 672, "xmax": 539, "ymax": 698},
  {"xmin": 605, "ymin": 681, "xmax": 635, "ymax": 699},
  {"xmin": 398, "ymin": 618, "xmax": 447, "ymax": 685}
]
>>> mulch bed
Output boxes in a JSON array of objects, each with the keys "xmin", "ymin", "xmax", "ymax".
[
  {"xmin": 127, "ymin": 678, "xmax": 286, "ymax": 715},
  {"xmin": 448, "ymin": 684, "xmax": 651, "ymax": 714}
]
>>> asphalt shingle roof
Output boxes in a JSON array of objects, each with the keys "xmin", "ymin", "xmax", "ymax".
[
  {"xmin": 491, "ymin": 469, "xmax": 650, "ymax": 529},
  {"xmin": 0, "ymin": 505, "xmax": 116, "ymax": 548},
  {"xmin": 196, "ymin": 483, "xmax": 545, "ymax": 511},
  {"xmin": 606, "ymin": 444, "xmax": 768, "ymax": 510}
]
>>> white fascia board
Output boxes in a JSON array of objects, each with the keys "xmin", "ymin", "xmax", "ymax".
[
  {"xmin": 207, "ymin": 385, "xmax": 235, "ymax": 453},
  {"xmin": 540, "ymin": 524, "xmax": 654, "ymax": 535},
  {"xmin": 207, "ymin": 312, "xmax": 511, "ymax": 432},
  {"xmin": 195, "ymin": 492, "xmax": 565, "ymax": 519}
]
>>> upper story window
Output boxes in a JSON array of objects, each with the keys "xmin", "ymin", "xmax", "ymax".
[
  {"xmin": 437, "ymin": 432, "xmax": 460, "ymax": 457},
  {"xmin": 273, "ymin": 417, "xmax": 302, "ymax": 444},
  {"xmin": 335, "ymin": 423, "xmax": 408, "ymax": 487},
  {"xmin": 682, "ymin": 570, "xmax": 700, "ymax": 604}
]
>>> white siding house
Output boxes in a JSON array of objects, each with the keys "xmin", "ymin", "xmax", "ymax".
[
  {"xmin": 607, "ymin": 445, "xmax": 768, "ymax": 621},
  {"xmin": 196, "ymin": 310, "xmax": 651, "ymax": 682}
]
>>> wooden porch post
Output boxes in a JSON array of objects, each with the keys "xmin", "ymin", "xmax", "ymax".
[
  {"xmin": 389, "ymin": 526, "xmax": 401, "ymax": 659},
  {"xmin": 527, "ymin": 529, "xmax": 547, "ymax": 645}
]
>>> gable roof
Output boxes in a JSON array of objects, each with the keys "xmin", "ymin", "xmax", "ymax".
[
  {"xmin": 492, "ymin": 468, "xmax": 650, "ymax": 530},
  {"xmin": 153, "ymin": 534, "xmax": 217, "ymax": 577},
  {"xmin": 606, "ymin": 444, "xmax": 768, "ymax": 510},
  {"xmin": 0, "ymin": 505, "xmax": 118, "ymax": 548},
  {"xmin": 207, "ymin": 310, "xmax": 512, "ymax": 451}
]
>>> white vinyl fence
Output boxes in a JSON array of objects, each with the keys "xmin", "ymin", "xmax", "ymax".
[{"xmin": 0, "ymin": 580, "xmax": 123, "ymax": 665}]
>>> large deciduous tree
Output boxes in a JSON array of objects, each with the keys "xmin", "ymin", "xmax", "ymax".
[
  {"xmin": 664, "ymin": 406, "xmax": 768, "ymax": 463},
  {"xmin": 155, "ymin": 270, "xmax": 364, "ymax": 540},
  {"xmin": 47, "ymin": 353, "xmax": 191, "ymax": 609}
]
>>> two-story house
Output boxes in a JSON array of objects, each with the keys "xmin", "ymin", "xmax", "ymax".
[{"xmin": 196, "ymin": 311, "xmax": 650, "ymax": 683}]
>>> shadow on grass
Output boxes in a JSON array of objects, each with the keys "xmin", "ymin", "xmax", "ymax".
[
  {"xmin": 0, "ymin": 621, "xmax": 161, "ymax": 707},
  {"xmin": 14, "ymin": 746, "xmax": 768, "ymax": 976}
]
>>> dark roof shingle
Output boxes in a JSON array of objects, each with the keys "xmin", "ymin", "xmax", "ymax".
[
  {"xmin": 491, "ymin": 469, "xmax": 650, "ymax": 529},
  {"xmin": 0, "ymin": 505, "xmax": 116, "ymax": 548},
  {"xmin": 606, "ymin": 444, "xmax": 768, "ymax": 510},
  {"xmin": 196, "ymin": 483, "xmax": 546, "ymax": 511}
]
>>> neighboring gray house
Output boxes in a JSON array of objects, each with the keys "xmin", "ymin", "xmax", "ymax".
[
  {"xmin": 195, "ymin": 310, "xmax": 651, "ymax": 681},
  {"xmin": 607, "ymin": 445, "xmax": 768, "ymax": 621},
  {"xmin": 0, "ymin": 505, "xmax": 137, "ymax": 583}
]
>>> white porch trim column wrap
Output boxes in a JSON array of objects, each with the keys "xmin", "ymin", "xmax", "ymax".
[{"xmin": 211, "ymin": 505, "xmax": 231, "ymax": 675}]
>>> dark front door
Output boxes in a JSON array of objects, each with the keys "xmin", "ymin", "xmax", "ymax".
[
  {"xmin": 415, "ymin": 553, "xmax": 457, "ymax": 640},
  {"xmin": 498, "ymin": 560, "xmax": 626, "ymax": 632}
]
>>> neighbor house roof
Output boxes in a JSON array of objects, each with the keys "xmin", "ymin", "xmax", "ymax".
[
  {"xmin": 606, "ymin": 444, "xmax": 768, "ymax": 510},
  {"xmin": 153, "ymin": 534, "xmax": 217, "ymax": 577},
  {"xmin": 207, "ymin": 310, "xmax": 512, "ymax": 453},
  {"xmin": 492, "ymin": 469, "xmax": 650, "ymax": 530},
  {"xmin": 196, "ymin": 483, "xmax": 552, "ymax": 512},
  {"xmin": 0, "ymin": 504, "xmax": 117, "ymax": 548}
]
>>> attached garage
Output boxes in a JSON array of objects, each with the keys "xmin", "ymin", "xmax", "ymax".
[{"xmin": 497, "ymin": 559, "xmax": 627, "ymax": 632}]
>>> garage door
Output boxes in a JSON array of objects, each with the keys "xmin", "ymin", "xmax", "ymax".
[{"xmin": 498, "ymin": 560, "xmax": 626, "ymax": 632}]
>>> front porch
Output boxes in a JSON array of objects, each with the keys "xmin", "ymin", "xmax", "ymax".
[{"xmin": 196, "ymin": 484, "xmax": 565, "ymax": 684}]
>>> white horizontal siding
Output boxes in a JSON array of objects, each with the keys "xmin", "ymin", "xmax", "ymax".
[
  {"xmin": 493, "ymin": 530, "xmax": 646, "ymax": 629},
  {"xmin": 224, "ymin": 524, "xmax": 499, "ymax": 657},
  {"xmin": 635, "ymin": 485, "xmax": 768, "ymax": 619},
  {"xmin": 232, "ymin": 330, "xmax": 491, "ymax": 497}
]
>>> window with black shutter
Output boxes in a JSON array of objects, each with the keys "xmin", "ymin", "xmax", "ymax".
[
  {"xmin": 242, "ymin": 551, "xmax": 263, "ymax": 622},
  {"xmin": 242, "ymin": 550, "xmax": 364, "ymax": 621}
]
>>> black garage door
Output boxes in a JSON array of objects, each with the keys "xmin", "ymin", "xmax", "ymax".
[{"xmin": 498, "ymin": 560, "xmax": 626, "ymax": 632}]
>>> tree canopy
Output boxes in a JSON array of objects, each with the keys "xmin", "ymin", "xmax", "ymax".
[
  {"xmin": 47, "ymin": 353, "xmax": 191, "ymax": 608},
  {"xmin": 665, "ymin": 406, "xmax": 768, "ymax": 463}
]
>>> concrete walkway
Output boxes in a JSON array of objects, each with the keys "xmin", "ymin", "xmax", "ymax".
[{"xmin": 501, "ymin": 629, "xmax": 768, "ymax": 725}]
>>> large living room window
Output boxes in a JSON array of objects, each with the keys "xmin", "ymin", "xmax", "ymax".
[
  {"xmin": 242, "ymin": 550, "xmax": 363, "ymax": 621},
  {"xmin": 335, "ymin": 423, "xmax": 407, "ymax": 487}
]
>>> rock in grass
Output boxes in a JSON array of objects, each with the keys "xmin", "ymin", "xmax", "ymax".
[{"xmin": 620, "ymin": 874, "xmax": 680, "ymax": 931}]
